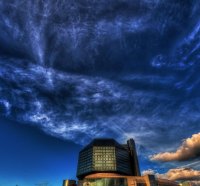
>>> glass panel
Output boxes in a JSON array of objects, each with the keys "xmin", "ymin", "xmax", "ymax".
[
  {"xmin": 77, "ymin": 148, "xmax": 93, "ymax": 175},
  {"xmin": 84, "ymin": 178, "xmax": 128, "ymax": 186},
  {"xmin": 93, "ymin": 146, "xmax": 116, "ymax": 171}
]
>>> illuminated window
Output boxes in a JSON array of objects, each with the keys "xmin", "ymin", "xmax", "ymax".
[{"xmin": 93, "ymin": 146, "xmax": 116, "ymax": 171}]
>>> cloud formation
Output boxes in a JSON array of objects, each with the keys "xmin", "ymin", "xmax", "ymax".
[
  {"xmin": 151, "ymin": 133, "xmax": 200, "ymax": 161},
  {"xmin": 143, "ymin": 168, "xmax": 200, "ymax": 181},
  {"xmin": 159, "ymin": 168, "xmax": 200, "ymax": 181},
  {"xmin": 0, "ymin": 0, "xmax": 200, "ymax": 153},
  {"xmin": 142, "ymin": 169, "xmax": 155, "ymax": 176}
]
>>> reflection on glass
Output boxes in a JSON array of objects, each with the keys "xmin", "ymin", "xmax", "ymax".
[{"xmin": 84, "ymin": 178, "xmax": 128, "ymax": 186}]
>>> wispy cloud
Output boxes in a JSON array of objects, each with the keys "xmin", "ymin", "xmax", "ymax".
[{"xmin": 0, "ymin": 1, "xmax": 200, "ymax": 157}]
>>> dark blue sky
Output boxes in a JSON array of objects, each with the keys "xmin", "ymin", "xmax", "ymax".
[
  {"xmin": 1, "ymin": 0, "xmax": 200, "ymax": 185},
  {"xmin": 0, "ymin": 117, "xmax": 80, "ymax": 185},
  {"xmin": 0, "ymin": 117, "xmax": 165, "ymax": 186}
]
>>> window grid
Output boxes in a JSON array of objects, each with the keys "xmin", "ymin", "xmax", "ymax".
[{"xmin": 93, "ymin": 146, "xmax": 116, "ymax": 171}]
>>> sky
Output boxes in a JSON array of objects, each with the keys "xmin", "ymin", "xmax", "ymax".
[{"xmin": 0, "ymin": 0, "xmax": 200, "ymax": 185}]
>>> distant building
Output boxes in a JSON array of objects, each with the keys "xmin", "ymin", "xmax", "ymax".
[
  {"xmin": 64, "ymin": 138, "xmax": 179, "ymax": 186},
  {"xmin": 63, "ymin": 180, "xmax": 76, "ymax": 186}
]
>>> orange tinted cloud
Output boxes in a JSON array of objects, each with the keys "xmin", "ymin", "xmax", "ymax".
[
  {"xmin": 157, "ymin": 168, "xmax": 200, "ymax": 181},
  {"xmin": 151, "ymin": 133, "xmax": 200, "ymax": 161},
  {"xmin": 142, "ymin": 168, "xmax": 200, "ymax": 181}
]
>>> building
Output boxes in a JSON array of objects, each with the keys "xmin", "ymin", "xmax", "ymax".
[
  {"xmin": 63, "ymin": 180, "xmax": 76, "ymax": 186},
  {"xmin": 77, "ymin": 138, "xmax": 140, "ymax": 179},
  {"xmin": 64, "ymin": 138, "xmax": 179, "ymax": 186}
]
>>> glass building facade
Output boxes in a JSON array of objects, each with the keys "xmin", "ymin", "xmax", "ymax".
[
  {"xmin": 77, "ymin": 147, "xmax": 93, "ymax": 175},
  {"xmin": 93, "ymin": 146, "xmax": 116, "ymax": 171},
  {"xmin": 77, "ymin": 139, "xmax": 140, "ymax": 179},
  {"xmin": 73, "ymin": 138, "xmax": 179, "ymax": 186},
  {"xmin": 83, "ymin": 178, "xmax": 128, "ymax": 186}
]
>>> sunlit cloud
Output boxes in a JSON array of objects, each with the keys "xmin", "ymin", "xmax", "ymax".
[
  {"xmin": 159, "ymin": 168, "xmax": 200, "ymax": 181},
  {"xmin": 151, "ymin": 133, "xmax": 200, "ymax": 162},
  {"xmin": 143, "ymin": 168, "xmax": 200, "ymax": 181}
]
